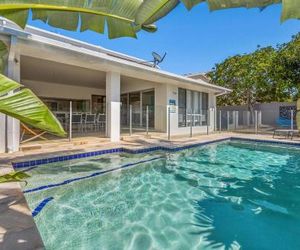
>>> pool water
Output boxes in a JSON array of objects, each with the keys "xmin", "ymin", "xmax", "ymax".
[{"xmin": 21, "ymin": 141, "xmax": 300, "ymax": 250}]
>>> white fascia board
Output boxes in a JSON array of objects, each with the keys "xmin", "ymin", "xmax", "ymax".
[{"xmin": 25, "ymin": 26, "xmax": 152, "ymax": 66}]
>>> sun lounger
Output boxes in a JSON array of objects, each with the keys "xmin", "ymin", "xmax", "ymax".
[
  {"xmin": 290, "ymin": 130, "xmax": 299, "ymax": 140},
  {"xmin": 273, "ymin": 129, "xmax": 299, "ymax": 140}
]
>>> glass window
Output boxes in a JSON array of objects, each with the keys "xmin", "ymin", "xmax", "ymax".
[
  {"xmin": 129, "ymin": 92, "xmax": 141, "ymax": 127},
  {"xmin": 178, "ymin": 88, "xmax": 186, "ymax": 127},
  {"xmin": 178, "ymin": 88, "xmax": 209, "ymax": 127},
  {"xmin": 202, "ymin": 93, "xmax": 208, "ymax": 111},
  {"xmin": 91, "ymin": 95, "xmax": 106, "ymax": 114},
  {"xmin": 43, "ymin": 98, "xmax": 90, "ymax": 112},
  {"xmin": 201, "ymin": 93, "xmax": 208, "ymax": 125}
]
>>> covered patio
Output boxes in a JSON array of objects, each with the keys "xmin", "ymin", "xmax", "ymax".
[{"xmin": 21, "ymin": 55, "xmax": 162, "ymax": 143}]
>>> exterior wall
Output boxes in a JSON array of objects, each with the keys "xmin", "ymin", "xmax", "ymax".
[
  {"xmin": 121, "ymin": 78, "xmax": 157, "ymax": 94},
  {"xmin": 166, "ymin": 84, "xmax": 215, "ymax": 136},
  {"xmin": 218, "ymin": 102, "xmax": 296, "ymax": 127},
  {"xmin": 23, "ymin": 80, "xmax": 105, "ymax": 100},
  {"xmin": 259, "ymin": 102, "xmax": 296, "ymax": 126}
]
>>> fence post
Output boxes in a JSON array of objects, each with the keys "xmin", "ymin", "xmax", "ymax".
[
  {"xmin": 168, "ymin": 106, "xmax": 171, "ymax": 141},
  {"xmin": 129, "ymin": 105, "xmax": 132, "ymax": 136},
  {"xmin": 206, "ymin": 109, "xmax": 209, "ymax": 135},
  {"xmin": 234, "ymin": 111, "xmax": 237, "ymax": 130},
  {"xmin": 69, "ymin": 101, "xmax": 72, "ymax": 142},
  {"xmin": 227, "ymin": 111, "xmax": 230, "ymax": 131},
  {"xmin": 146, "ymin": 105, "xmax": 149, "ymax": 136},
  {"xmin": 255, "ymin": 110, "xmax": 258, "ymax": 134},
  {"xmin": 214, "ymin": 108, "xmax": 216, "ymax": 132},
  {"xmin": 219, "ymin": 110, "xmax": 222, "ymax": 132},
  {"xmin": 291, "ymin": 109, "xmax": 294, "ymax": 130},
  {"xmin": 190, "ymin": 109, "xmax": 193, "ymax": 138},
  {"xmin": 247, "ymin": 111, "xmax": 250, "ymax": 127}
]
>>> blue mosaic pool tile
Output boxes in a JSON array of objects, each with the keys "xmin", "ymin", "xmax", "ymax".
[
  {"xmin": 13, "ymin": 137, "xmax": 299, "ymax": 171},
  {"xmin": 32, "ymin": 197, "xmax": 54, "ymax": 217},
  {"xmin": 230, "ymin": 137, "xmax": 300, "ymax": 147},
  {"xmin": 23, "ymin": 156, "xmax": 164, "ymax": 194}
]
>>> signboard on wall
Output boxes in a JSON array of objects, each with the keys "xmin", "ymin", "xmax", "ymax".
[{"xmin": 169, "ymin": 99, "xmax": 176, "ymax": 113}]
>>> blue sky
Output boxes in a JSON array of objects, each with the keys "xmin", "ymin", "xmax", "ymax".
[{"xmin": 28, "ymin": 3, "xmax": 299, "ymax": 75}]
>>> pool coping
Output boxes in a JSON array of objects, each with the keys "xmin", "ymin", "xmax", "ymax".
[
  {"xmin": 12, "ymin": 138, "xmax": 229, "ymax": 169},
  {"xmin": 12, "ymin": 136, "xmax": 300, "ymax": 169}
]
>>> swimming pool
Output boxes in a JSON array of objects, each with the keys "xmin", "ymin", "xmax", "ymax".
[{"xmin": 19, "ymin": 140, "xmax": 300, "ymax": 249}]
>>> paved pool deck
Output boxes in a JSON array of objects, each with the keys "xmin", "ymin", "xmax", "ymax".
[{"xmin": 0, "ymin": 132, "xmax": 299, "ymax": 249}]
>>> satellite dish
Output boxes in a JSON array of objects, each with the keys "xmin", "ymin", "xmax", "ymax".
[{"xmin": 151, "ymin": 52, "xmax": 167, "ymax": 68}]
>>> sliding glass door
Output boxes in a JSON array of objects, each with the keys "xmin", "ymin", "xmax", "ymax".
[
  {"xmin": 129, "ymin": 92, "xmax": 141, "ymax": 127},
  {"xmin": 120, "ymin": 89, "xmax": 155, "ymax": 129},
  {"xmin": 142, "ymin": 90, "xmax": 155, "ymax": 128}
]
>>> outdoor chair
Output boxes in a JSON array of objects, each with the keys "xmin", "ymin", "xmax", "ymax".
[
  {"xmin": 72, "ymin": 114, "xmax": 83, "ymax": 132},
  {"xmin": 20, "ymin": 123, "xmax": 48, "ymax": 143},
  {"xmin": 290, "ymin": 130, "xmax": 300, "ymax": 140},
  {"xmin": 54, "ymin": 112, "xmax": 67, "ymax": 129},
  {"xmin": 96, "ymin": 114, "xmax": 106, "ymax": 131},
  {"xmin": 276, "ymin": 117, "xmax": 292, "ymax": 128},
  {"xmin": 273, "ymin": 117, "xmax": 296, "ymax": 139},
  {"xmin": 85, "ymin": 114, "xmax": 97, "ymax": 132}
]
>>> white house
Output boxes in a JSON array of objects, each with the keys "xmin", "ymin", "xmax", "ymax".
[{"xmin": 0, "ymin": 19, "xmax": 230, "ymax": 153}]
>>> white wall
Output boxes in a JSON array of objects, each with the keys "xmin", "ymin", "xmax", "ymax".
[
  {"xmin": 23, "ymin": 80, "xmax": 105, "ymax": 100},
  {"xmin": 166, "ymin": 84, "xmax": 216, "ymax": 136},
  {"xmin": 121, "ymin": 78, "xmax": 157, "ymax": 94}
]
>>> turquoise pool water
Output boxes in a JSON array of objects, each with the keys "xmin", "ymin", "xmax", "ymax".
[{"xmin": 21, "ymin": 140, "xmax": 300, "ymax": 250}]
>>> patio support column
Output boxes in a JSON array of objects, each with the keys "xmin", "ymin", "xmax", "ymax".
[
  {"xmin": 106, "ymin": 71, "xmax": 120, "ymax": 142},
  {"xmin": 0, "ymin": 36, "xmax": 20, "ymax": 153}
]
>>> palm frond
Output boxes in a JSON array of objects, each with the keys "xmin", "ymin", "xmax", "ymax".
[
  {"xmin": 0, "ymin": 71, "xmax": 66, "ymax": 137},
  {"xmin": 0, "ymin": 1, "xmax": 297, "ymax": 39}
]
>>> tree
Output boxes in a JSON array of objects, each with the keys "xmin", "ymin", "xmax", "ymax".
[
  {"xmin": 275, "ymin": 33, "xmax": 300, "ymax": 101},
  {"xmin": 209, "ymin": 33, "xmax": 300, "ymax": 111},
  {"xmin": 208, "ymin": 46, "xmax": 278, "ymax": 113}
]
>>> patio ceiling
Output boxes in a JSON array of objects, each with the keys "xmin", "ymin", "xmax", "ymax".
[{"xmin": 21, "ymin": 55, "xmax": 106, "ymax": 89}]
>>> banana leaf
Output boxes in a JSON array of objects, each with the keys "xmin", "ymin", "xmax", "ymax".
[
  {"xmin": 0, "ymin": 73, "xmax": 66, "ymax": 137},
  {"xmin": 0, "ymin": 1, "xmax": 298, "ymax": 39},
  {"xmin": 0, "ymin": 171, "xmax": 30, "ymax": 184}
]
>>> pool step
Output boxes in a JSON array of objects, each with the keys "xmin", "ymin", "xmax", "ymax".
[
  {"xmin": 121, "ymin": 134, "xmax": 152, "ymax": 140},
  {"xmin": 20, "ymin": 140, "xmax": 98, "ymax": 152}
]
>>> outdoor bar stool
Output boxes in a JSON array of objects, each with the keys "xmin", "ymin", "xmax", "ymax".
[{"xmin": 85, "ymin": 114, "xmax": 97, "ymax": 132}]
